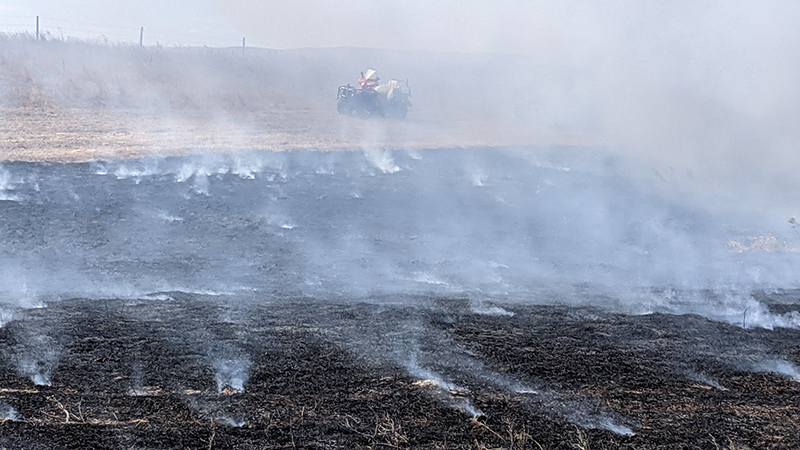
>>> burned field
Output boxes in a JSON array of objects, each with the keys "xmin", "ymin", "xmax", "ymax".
[
  {"xmin": 1, "ymin": 147, "xmax": 799, "ymax": 448},
  {"xmin": 0, "ymin": 295, "xmax": 799, "ymax": 449}
]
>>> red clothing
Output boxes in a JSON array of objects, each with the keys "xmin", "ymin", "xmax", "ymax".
[{"xmin": 359, "ymin": 77, "xmax": 379, "ymax": 90}]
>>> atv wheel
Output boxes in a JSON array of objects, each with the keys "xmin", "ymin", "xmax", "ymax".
[
  {"xmin": 385, "ymin": 101, "xmax": 408, "ymax": 119},
  {"xmin": 337, "ymin": 98, "xmax": 354, "ymax": 116}
]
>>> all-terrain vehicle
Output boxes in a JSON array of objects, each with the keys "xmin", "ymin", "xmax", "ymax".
[{"xmin": 337, "ymin": 69, "xmax": 411, "ymax": 119}]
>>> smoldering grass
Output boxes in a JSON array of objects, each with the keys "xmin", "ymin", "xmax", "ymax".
[
  {"xmin": 112, "ymin": 161, "xmax": 161, "ymax": 182},
  {"xmin": 182, "ymin": 394, "xmax": 248, "ymax": 428},
  {"xmin": 404, "ymin": 357, "xmax": 488, "ymax": 418},
  {"xmin": 11, "ymin": 331, "xmax": 61, "ymax": 387},
  {"xmin": 191, "ymin": 175, "xmax": 211, "ymax": 196},
  {"xmin": 550, "ymin": 403, "xmax": 635, "ymax": 437},
  {"xmin": 751, "ymin": 358, "xmax": 800, "ymax": 381},
  {"xmin": 142, "ymin": 293, "xmax": 175, "ymax": 301},
  {"xmin": 214, "ymin": 358, "xmax": 251, "ymax": 394},
  {"xmin": 470, "ymin": 300, "xmax": 514, "ymax": 317},
  {"xmin": 514, "ymin": 387, "xmax": 635, "ymax": 436},
  {"xmin": 107, "ymin": 153, "xmax": 284, "ymax": 187},
  {"xmin": 633, "ymin": 288, "xmax": 800, "ymax": 331},
  {"xmin": 686, "ymin": 371, "xmax": 726, "ymax": 390},
  {"xmin": 456, "ymin": 397, "xmax": 484, "ymax": 419},
  {"xmin": 215, "ymin": 415, "xmax": 247, "ymax": 427},
  {"xmin": 28, "ymin": 369, "xmax": 52, "ymax": 386},
  {"xmin": 462, "ymin": 363, "xmax": 538, "ymax": 396},
  {"xmin": 0, "ymin": 403, "xmax": 19, "ymax": 421},
  {"xmin": 565, "ymin": 408, "xmax": 634, "ymax": 436},
  {"xmin": 411, "ymin": 271, "xmax": 448, "ymax": 286},
  {"xmin": 126, "ymin": 363, "xmax": 164, "ymax": 396},
  {"xmin": 261, "ymin": 213, "xmax": 297, "ymax": 230},
  {"xmin": 0, "ymin": 307, "xmax": 16, "ymax": 328},
  {"xmin": 405, "ymin": 356, "xmax": 460, "ymax": 392},
  {"xmin": 406, "ymin": 149, "xmax": 423, "ymax": 160},
  {"xmin": 469, "ymin": 168, "xmax": 488, "ymax": 187},
  {"xmin": 596, "ymin": 417, "xmax": 634, "ymax": 436},
  {"xmin": 364, "ymin": 148, "xmax": 400, "ymax": 174},
  {"xmin": 5, "ymin": 147, "xmax": 800, "ymax": 334},
  {"xmin": 156, "ymin": 210, "xmax": 184, "ymax": 222},
  {"xmin": 401, "ymin": 330, "xmax": 636, "ymax": 433},
  {"xmin": 0, "ymin": 164, "xmax": 22, "ymax": 202},
  {"xmin": 736, "ymin": 300, "xmax": 800, "ymax": 330}
]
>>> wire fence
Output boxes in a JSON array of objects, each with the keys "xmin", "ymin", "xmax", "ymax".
[{"xmin": 0, "ymin": 14, "xmax": 246, "ymax": 48}]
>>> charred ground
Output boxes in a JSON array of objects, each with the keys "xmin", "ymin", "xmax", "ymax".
[{"xmin": 1, "ymin": 294, "xmax": 798, "ymax": 449}]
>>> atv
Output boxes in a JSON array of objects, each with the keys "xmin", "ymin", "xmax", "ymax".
[{"xmin": 337, "ymin": 70, "xmax": 411, "ymax": 119}]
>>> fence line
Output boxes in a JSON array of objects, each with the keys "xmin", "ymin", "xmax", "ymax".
[{"xmin": 0, "ymin": 14, "xmax": 247, "ymax": 49}]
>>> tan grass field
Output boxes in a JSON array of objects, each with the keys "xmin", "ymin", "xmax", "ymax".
[
  {"xmin": 0, "ymin": 104, "xmax": 587, "ymax": 163},
  {"xmin": 0, "ymin": 37, "xmax": 590, "ymax": 162}
]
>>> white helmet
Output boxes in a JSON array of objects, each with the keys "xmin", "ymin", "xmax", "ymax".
[{"xmin": 364, "ymin": 69, "xmax": 378, "ymax": 80}]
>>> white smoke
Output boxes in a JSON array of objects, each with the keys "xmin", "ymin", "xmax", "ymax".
[
  {"xmin": 686, "ymin": 372, "xmax": 725, "ymax": 390},
  {"xmin": 109, "ymin": 152, "xmax": 286, "ymax": 184},
  {"xmin": 405, "ymin": 355, "xmax": 461, "ymax": 392},
  {"xmin": 8, "ymin": 325, "xmax": 61, "ymax": 387},
  {"xmin": 469, "ymin": 300, "xmax": 514, "ymax": 317},
  {"xmin": 0, "ymin": 165, "xmax": 20, "ymax": 202},
  {"xmin": 365, "ymin": 149, "xmax": 400, "ymax": 174},
  {"xmin": 596, "ymin": 418, "xmax": 634, "ymax": 436},
  {"xmin": 216, "ymin": 416, "xmax": 247, "ymax": 427},
  {"xmin": 0, "ymin": 403, "xmax": 19, "ymax": 421},
  {"xmin": 214, "ymin": 358, "xmax": 251, "ymax": 393},
  {"xmin": 752, "ymin": 359, "xmax": 800, "ymax": 381}
]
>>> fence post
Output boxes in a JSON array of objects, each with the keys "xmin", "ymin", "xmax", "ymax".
[
  {"xmin": 242, "ymin": 37, "xmax": 245, "ymax": 56},
  {"xmin": 36, "ymin": 16, "xmax": 39, "ymax": 40},
  {"xmin": 139, "ymin": 27, "xmax": 144, "ymax": 46}
]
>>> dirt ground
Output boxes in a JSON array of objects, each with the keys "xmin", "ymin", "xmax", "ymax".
[{"xmin": 1, "ymin": 295, "xmax": 798, "ymax": 449}]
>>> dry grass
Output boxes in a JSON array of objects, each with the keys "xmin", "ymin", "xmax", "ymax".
[
  {"xmin": 338, "ymin": 412, "xmax": 410, "ymax": 449},
  {"xmin": 471, "ymin": 418, "xmax": 541, "ymax": 450},
  {"xmin": 0, "ymin": 35, "xmax": 586, "ymax": 163},
  {"xmin": 371, "ymin": 413, "xmax": 410, "ymax": 449},
  {"xmin": 571, "ymin": 427, "xmax": 591, "ymax": 450},
  {"xmin": 710, "ymin": 434, "xmax": 754, "ymax": 450}
]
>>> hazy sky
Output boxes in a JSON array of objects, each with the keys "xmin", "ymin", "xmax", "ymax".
[
  {"xmin": 2, "ymin": 0, "xmax": 798, "ymax": 61},
  {"xmin": 0, "ymin": 0, "xmax": 243, "ymax": 46}
]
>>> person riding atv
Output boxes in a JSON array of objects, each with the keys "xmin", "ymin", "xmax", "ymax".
[{"xmin": 337, "ymin": 69, "xmax": 411, "ymax": 119}]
